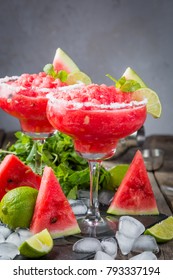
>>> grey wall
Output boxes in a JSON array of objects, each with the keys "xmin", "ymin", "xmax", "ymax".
[{"xmin": 0, "ymin": 0, "xmax": 173, "ymax": 136}]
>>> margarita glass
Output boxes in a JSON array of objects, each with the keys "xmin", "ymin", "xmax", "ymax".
[
  {"xmin": 0, "ymin": 72, "xmax": 67, "ymax": 173},
  {"xmin": 47, "ymin": 84, "xmax": 147, "ymax": 236}
]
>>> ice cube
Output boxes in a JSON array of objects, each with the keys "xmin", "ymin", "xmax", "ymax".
[
  {"xmin": 0, "ymin": 242, "xmax": 19, "ymax": 259},
  {"xmin": 77, "ymin": 190, "xmax": 90, "ymax": 206},
  {"xmin": 101, "ymin": 237, "xmax": 117, "ymax": 258},
  {"xmin": 0, "ymin": 224, "xmax": 12, "ymax": 239},
  {"xmin": 94, "ymin": 250, "xmax": 114, "ymax": 260},
  {"xmin": 116, "ymin": 231, "xmax": 135, "ymax": 255},
  {"xmin": 98, "ymin": 190, "xmax": 114, "ymax": 206},
  {"xmin": 0, "ymin": 232, "xmax": 5, "ymax": 243},
  {"xmin": 73, "ymin": 237, "xmax": 101, "ymax": 253},
  {"xmin": 132, "ymin": 235, "xmax": 159, "ymax": 253},
  {"xmin": 129, "ymin": 251, "xmax": 157, "ymax": 260},
  {"xmin": 6, "ymin": 232, "xmax": 22, "ymax": 247},
  {"xmin": 77, "ymin": 190, "xmax": 90, "ymax": 199},
  {"xmin": 119, "ymin": 216, "xmax": 145, "ymax": 238},
  {"xmin": 16, "ymin": 228, "xmax": 33, "ymax": 242},
  {"xmin": 69, "ymin": 200, "xmax": 87, "ymax": 216}
]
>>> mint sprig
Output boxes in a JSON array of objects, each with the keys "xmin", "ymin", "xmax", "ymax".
[
  {"xmin": 106, "ymin": 73, "xmax": 141, "ymax": 92},
  {"xmin": 43, "ymin": 64, "xmax": 68, "ymax": 82},
  {"xmin": 0, "ymin": 131, "xmax": 113, "ymax": 198}
]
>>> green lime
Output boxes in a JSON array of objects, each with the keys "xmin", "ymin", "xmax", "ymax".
[
  {"xmin": 19, "ymin": 229, "xmax": 53, "ymax": 258},
  {"xmin": 0, "ymin": 186, "xmax": 38, "ymax": 229},
  {"xmin": 144, "ymin": 216, "xmax": 173, "ymax": 243},
  {"xmin": 132, "ymin": 87, "xmax": 162, "ymax": 118},
  {"xmin": 66, "ymin": 71, "xmax": 92, "ymax": 85},
  {"xmin": 109, "ymin": 164, "xmax": 129, "ymax": 188},
  {"xmin": 122, "ymin": 67, "xmax": 147, "ymax": 87}
]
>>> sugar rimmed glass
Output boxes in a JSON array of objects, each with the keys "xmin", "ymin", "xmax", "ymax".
[
  {"xmin": 46, "ymin": 85, "xmax": 147, "ymax": 236},
  {"xmin": 0, "ymin": 75, "xmax": 56, "ymax": 174}
]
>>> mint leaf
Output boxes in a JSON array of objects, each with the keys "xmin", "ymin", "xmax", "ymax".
[
  {"xmin": 116, "ymin": 76, "xmax": 126, "ymax": 89},
  {"xmin": 106, "ymin": 73, "xmax": 142, "ymax": 92},
  {"xmin": 106, "ymin": 73, "xmax": 118, "ymax": 84},
  {"xmin": 57, "ymin": 70, "xmax": 68, "ymax": 82},
  {"xmin": 43, "ymin": 64, "xmax": 58, "ymax": 79},
  {"xmin": 43, "ymin": 64, "xmax": 68, "ymax": 82},
  {"xmin": 120, "ymin": 79, "xmax": 141, "ymax": 92}
]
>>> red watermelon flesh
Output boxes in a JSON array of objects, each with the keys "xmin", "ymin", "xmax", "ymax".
[
  {"xmin": 107, "ymin": 150, "xmax": 159, "ymax": 215},
  {"xmin": 30, "ymin": 166, "xmax": 81, "ymax": 238},
  {"xmin": 0, "ymin": 154, "xmax": 41, "ymax": 200},
  {"xmin": 53, "ymin": 48, "xmax": 79, "ymax": 73}
]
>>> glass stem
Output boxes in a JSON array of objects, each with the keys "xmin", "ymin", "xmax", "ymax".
[{"xmin": 86, "ymin": 160, "xmax": 102, "ymax": 222}]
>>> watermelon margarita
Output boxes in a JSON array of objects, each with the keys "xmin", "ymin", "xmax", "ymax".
[
  {"xmin": 47, "ymin": 84, "xmax": 147, "ymax": 235},
  {"xmin": 0, "ymin": 72, "xmax": 67, "ymax": 138},
  {"xmin": 47, "ymin": 84, "xmax": 147, "ymax": 159}
]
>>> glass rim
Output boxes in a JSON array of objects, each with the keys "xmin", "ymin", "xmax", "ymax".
[
  {"xmin": 0, "ymin": 76, "xmax": 83, "ymax": 94},
  {"xmin": 47, "ymin": 93, "xmax": 147, "ymax": 110}
]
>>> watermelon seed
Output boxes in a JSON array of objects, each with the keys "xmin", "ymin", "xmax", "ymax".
[
  {"xmin": 7, "ymin": 179, "xmax": 13, "ymax": 183},
  {"xmin": 50, "ymin": 217, "xmax": 58, "ymax": 224}
]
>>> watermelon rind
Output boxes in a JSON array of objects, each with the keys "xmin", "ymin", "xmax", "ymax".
[
  {"xmin": 53, "ymin": 48, "xmax": 80, "ymax": 73},
  {"xmin": 107, "ymin": 150, "xmax": 159, "ymax": 216},
  {"xmin": 107, "ymin": 206, "xmax": 159, "ymax": 216},
  {"xmin": 50, "ymin": 225, "xmax": 81, "ymax": 239}
]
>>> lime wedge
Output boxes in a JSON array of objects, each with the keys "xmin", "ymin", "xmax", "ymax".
[
  {"xmin": 122, "ymin": 67, "xmax": 147, "ymax": 87},
  {"xmin": 109, "ymin": 164, "xmax": 129, "ymax": 188},
  {"xmin": 19, "ymin": 229, "xmax": 53, "ymax": 258},
  {"xmin": 132, "ymin": 87, "xmax": 162, "ymax": 118},
  {"xmin": 144, "ymin": 216, "xmax": 173, "ymax": 243},
  {"xmin": 66, "ymin": 71, "xmax": 92, "ymax": 85}
]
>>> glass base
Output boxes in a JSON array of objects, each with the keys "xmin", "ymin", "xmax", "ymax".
[{"xmin": 77, "ymin": 215, "xmax": 118, "ymax": 238}]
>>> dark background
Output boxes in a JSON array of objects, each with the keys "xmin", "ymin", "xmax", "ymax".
[{"xmin": 0, "ymin": 0, "xmax": 173, "ymax": 135}]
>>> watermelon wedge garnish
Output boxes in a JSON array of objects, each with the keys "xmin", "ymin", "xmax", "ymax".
[
  {"xmin": 107, "ymin": 150, "xmax": 159, "ymax": 215},
  {"xmin": 30, "ymin": 166, "xmax": 81, "ymax": 238},
  {"xmin": 0, "ymin": 154, "xmax": 41, "ymax": 200},
  {"xmin": 53, "ymin": 48, "xmax": 80, "ymax": 73}
]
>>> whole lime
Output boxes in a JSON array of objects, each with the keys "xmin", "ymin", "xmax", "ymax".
[{"xmin": 0, "ymin": 186, "xmax": 38, "ymax": 229}]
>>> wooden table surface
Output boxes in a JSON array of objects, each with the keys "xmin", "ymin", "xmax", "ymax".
[{"xmin": 0, "ymin": 130, "xmax": 173, "ymax": 260}]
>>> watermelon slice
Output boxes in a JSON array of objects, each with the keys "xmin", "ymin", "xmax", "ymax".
[
  {"xmin": 53, "ymin": 48, "xmax": 80, "ymax": 73},
  {"xmin": 30, "ymin": 166, "xmax": 81, "ymax": 238},
  {"xmin": 0, "ymin": 154, "xmax": 41, "ymax": 200},
  {"xmin": 107, "ymin": 150, "xmax": 159, "ymax": 215}
]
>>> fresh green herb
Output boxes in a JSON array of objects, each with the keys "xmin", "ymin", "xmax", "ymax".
[
  {"xmin": 43, "ymin": 64, "xmax": 68, "ymax": 82},
  {"xmin": 57, "ymin": 70, "xmax": 68, "ymax": 82},
  {"xmin": 43, "ymin": 64, "xmax": 58, "ymax": 79},
  {"xmin": 0, "ymin": 131, "xmax": 112, "ymax": 198},
  {"xmin": 106, "ymin": 73, "xmax": 141, "ymax": 92}
]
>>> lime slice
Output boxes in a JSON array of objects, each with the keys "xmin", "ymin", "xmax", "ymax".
[
  {"xmin": 66, "ymin": 71, "xmax": 92, "ymax": 85},
  {"xmin": 109, "ymin": 164, "xmax": 129, "ymax": 188},
  {"xmin": 132, "ymin": 87, "xmax": 162, "ymax": 118},
  {"xmin": 144, "ymin": 216, "xmax": 173, "ymax": 243},
  {"xmin": 122, "ymin": 67, "xmax": 147, "ymax": 87},
  {"xmin": 19, "ymin": 229, "xmax": 53, "ymax": 258}
]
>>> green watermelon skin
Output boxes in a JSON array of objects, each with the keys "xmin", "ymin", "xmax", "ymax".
[
  {"xmin": 107, "ymin": 150, "xmax": 159, "ymax": 215},
  {"xmin": 30, "ymin": 166, "xmax": 81, "ymax": 238},
  {"xmin": 0, "ymin": 155, "xmax": 41, "ymax": 200}
]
